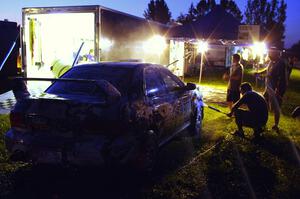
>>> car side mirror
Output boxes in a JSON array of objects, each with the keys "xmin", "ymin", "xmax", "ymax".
[{"xmin": 185, "ymin": 83, "xmax": 196, "ymax": 90}]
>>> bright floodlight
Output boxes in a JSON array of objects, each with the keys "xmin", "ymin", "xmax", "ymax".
[
  {"xmin": 251, "ymin": 41, "xmax": 268, "ymax": 64},
  {"xmin": 197, "ymin": 40, "xmax": 208, "ymax": 84},
  {"xmin": 197, "ymin": 40, "xmax": 208, "ymax": 54},
  {"xmin": 252, "ymin": 42, "xmax": 267, "ymax": 57},
  {"xmin": 143, "ymin": 35, "xmax": 167, "ymax": 55},
  {"xmin": 242, "ymin": 48, "xmax": 250, "ymax": 61}
]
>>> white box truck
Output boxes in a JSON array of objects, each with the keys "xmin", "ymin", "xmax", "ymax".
[{"xmin": 21, "ymin": 5, "xmax": 170, "ymax": 79}]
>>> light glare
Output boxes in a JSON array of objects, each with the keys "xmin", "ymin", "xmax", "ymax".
[
  {"xmin": 197, "ymin": 40, "xmax": 208, "ymax": 54},
  {"xmin": 143, "ymin": 35, "xmax": 167, "ymax": 55},
  {"xmin": 251, "ymin": 42, "xmax": 268, "ymax": 64},
  {"xmin": 251, "ymin": 42, "xmax": 267, "ymax": 58},
  {"xmin": 242, "ymin": 48, "xmax": 250, "ymax": 61}
]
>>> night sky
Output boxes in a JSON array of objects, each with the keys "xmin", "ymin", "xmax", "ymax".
[{"xmin": 0, "ymin": 0, "xmax": 299, "ymax": 47}]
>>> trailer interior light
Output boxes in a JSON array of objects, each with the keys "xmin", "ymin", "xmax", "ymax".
[
  {"xmin": 251, "ymin": 42, "xmax": 267, "ymax": 58},
  {"xmin": 143, "ymin": 35, "xmax": 167, "ymax": 55},
  {"xmin": 242, "ymin": 48, "xmax": 250, "ymax": 61}
]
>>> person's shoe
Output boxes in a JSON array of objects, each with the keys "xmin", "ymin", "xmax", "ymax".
[
  {"xmin": 254, "ymin": 128, "xmax": 263, "ymax": 137},
  {"xmin": 272, "ymin": 125, "xmax": 280, "ymax": 133},
  {"xmin": 232, "ymin": 130, "xmax": 245, "ymax": 138}
]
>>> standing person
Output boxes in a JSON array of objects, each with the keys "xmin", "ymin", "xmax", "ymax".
[
  {"xmin": 12, "ymin": 78, "xmax": 30, "ymax": 101},
  {"xmin": 228, "ymin": 82, "xmax": 268, "ymax": 139},
  {"xmin": 225, "ymin": 54, "xmax": 244, "ymax": 110},
  {"xmin": 287, "ymin": 55, "xmax": 298, "ymax": 79},
  {"xmin": 259, "ymin": 49, "xmax": 287, "ymax": 132}
]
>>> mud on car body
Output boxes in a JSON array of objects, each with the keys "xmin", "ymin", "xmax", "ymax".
[{"xmin": 5, "ymin": 62, "xmax": 204, "ymax": 171}]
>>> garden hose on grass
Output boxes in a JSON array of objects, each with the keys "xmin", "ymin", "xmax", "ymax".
[
  {"xmin": 178, "ymin": 134, "xmax": 231, "ymax": 171},
  {"xmin": 203, "ymin": 103, "xmax": 229, "ymax": 115}
]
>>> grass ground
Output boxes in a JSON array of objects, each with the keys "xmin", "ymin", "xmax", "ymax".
[
  {"xmin": 0, "ymin": 69, "xmax": 299, "ymax": 198},
  {"xmin": 145, "ymin": 68, "xmax": 300, "ymax": 199}
]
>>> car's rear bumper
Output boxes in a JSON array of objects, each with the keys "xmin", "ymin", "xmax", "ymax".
[{"xmin": 5, "ymin": 129, "xmax": 139, "ymax": 166}]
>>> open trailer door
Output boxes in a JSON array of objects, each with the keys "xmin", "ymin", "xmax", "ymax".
[
  {"xmin": 0, "ymin": 21, "xmax": 20, "ymax": 95},
  {"xmin": 22, "ymin": 6, "xmax": 98, "ymax": 81}
]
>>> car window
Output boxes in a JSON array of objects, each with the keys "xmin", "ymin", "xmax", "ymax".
[
  {"xmin": 46, "ymin": 65, "xmax": 134, "ymax": 96},
  {"xmin": 47, "ymin": 81, "xmax": 103, "ymax": 97},
  {"xmin": 160, "ymin": 70, "xmax": 184, "ymax": 91},
  {"xmin": 144, "ymin": 67, "xmax": 166, "ymax": 97}
]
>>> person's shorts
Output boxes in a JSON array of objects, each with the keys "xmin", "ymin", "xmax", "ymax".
[
  {"xmin": 235, "ymin": 109, "xmax": 267, "ymax": 129},
  {"xmin": 226, "ymin": 89, "xmax": 240, "ymax": 103}
]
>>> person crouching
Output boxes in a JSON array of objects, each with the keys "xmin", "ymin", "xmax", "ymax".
[{"xmin": 227, "ymin": 82, "xmax": 268, "ymax": 139}]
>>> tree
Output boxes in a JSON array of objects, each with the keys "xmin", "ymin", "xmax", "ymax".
[
  {"xmin": 244, "ymin": 0, "xmax": 287, "ymax": 49},
  {"xmin": 195, "ymin": 0, "xmax": 208, "ymax": 18},
  {"xmin": 207, "ymin": 0, "xmax": 216, "ymax": 10},
  {"xmin": 275, "ymin": 0, "xmax": 287, "ymax": 48},
  {"xmin": 144, "ymin": 0, "xmax": 172, "ymax": 24},
  {"xmin": 220, "ymin": 0, "xmax": 243, "ymax": 22},
  {"xmin": 177, "ymin": 13, "xmax": 188, "ymax": 24},
  {"xmin": 289, "ymin": 40, "xmax": 300, "ymax": 59},
  {"xmin": 177, "ymin": 3, "xmax": 197, "ymax": 24},
  {"xmin": 176, "ymin": 0, "xmax": 242, "ymax": 24}
]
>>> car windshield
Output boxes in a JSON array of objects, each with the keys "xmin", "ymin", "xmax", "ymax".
[{"xmin": 46, "ymin": 65, "xmax": 134, "ymax": 96}]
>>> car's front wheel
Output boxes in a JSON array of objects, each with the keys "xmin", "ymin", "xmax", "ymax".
[{"xmin": 189, "ymin": 106, "xmax": 203, "ymax": 138}]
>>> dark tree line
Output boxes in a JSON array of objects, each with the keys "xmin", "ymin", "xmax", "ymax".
[
  {"xmin": 144, "ymin": 0, "xmax": 171, "ymax": 24},
  {"xmin": 177, "ymin": 0, "xmax": 242, "ymax": 24},
  {"xmin": 289, "ymin": 40, "xmax": 300, "ymax": 59},
  {"xmin": 177, "ymin": 0, "xmax": 217, "ymax": 24},
  {"xmin": 245, "ymin": 0, "xmax": 287, "ymax": 49},
  {"xmin": 144, "ymin": 0, "xmax": 288, "ymax": 48},
  {"xmin": 144, "ymin": 0, "xmax": 243, "ymax": 25}
]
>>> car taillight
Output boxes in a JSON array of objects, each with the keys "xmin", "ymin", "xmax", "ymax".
[{"xmin": 10, "ymin": 112, "xmax": 26, "ymax": 130}]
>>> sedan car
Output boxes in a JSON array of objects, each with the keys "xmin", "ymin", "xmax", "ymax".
[{"xmin": 5, "ymin": 62, "xmax": 204, "ymax": 171}]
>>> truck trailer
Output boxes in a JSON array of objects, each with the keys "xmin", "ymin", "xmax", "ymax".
[{"xmin": 21, "ymin": 5, "xmax": 170, "ymax": 79}]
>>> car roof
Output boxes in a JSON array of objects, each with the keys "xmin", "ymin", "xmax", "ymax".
[{"xmin": 75, "ymin": 62, "xmax": 160, "ymax": 70}]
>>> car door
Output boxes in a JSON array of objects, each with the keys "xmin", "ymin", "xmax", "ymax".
[
  {"xmin": 159, "ymin": 69, "xmax": 192, "ymax": 131},
  {"xmin": 143, "ymin": 66, "xmax": 177, "ymax": 139}
]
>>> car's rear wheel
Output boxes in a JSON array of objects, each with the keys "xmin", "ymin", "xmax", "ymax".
[
  {"xmin": 135, "ymin": 130, "xmax": 158, "ymax": 174},
  {"xmin": 189, "ymin": 106, "xmax": 203, "ymax": 138}
]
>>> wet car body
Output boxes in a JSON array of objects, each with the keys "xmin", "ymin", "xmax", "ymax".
[{"xmin": 5, "ymin": 62, "xmax": 204, "ymax": 169}]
